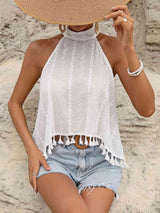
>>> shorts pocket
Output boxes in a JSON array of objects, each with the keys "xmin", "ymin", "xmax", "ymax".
[{"xmin": 46, "ymin": 145, "xmax": 64, "ymax": 160}]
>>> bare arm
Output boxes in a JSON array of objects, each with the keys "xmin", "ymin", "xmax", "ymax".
[
  {"xmin": 8, "ymin": 40, "xmax": 42, "ymax": 154},
  {"xmin": 104, "ymin": 5, "xmax": 155, "ymax": 117},
  {"xmin": 113, "ymin": 39, "xmax": 155, "ymax": 117}
]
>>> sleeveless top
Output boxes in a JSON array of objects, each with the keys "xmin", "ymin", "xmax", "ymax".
[{"xmin": 32, "ymin": 23, "xmax": 129, "ymax": 168}]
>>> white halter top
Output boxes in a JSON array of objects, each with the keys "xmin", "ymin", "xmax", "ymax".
[{"xmin": 32, "ymin": 23, "xmax": 129, "ymax": 168}]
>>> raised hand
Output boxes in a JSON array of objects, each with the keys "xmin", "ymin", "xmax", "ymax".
[{"xmin": 104, "ymin": 5, "xmax": 134, "ymax": 49}]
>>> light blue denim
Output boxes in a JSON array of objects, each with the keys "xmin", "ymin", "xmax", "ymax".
[{"xmin": 36, "ymin": 143, "xmax": 122, "ymax": 200}]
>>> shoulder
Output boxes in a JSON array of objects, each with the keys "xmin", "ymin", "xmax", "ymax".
[
  {"xmin": 98, "ymin": 33, "xmax": 126, "ymax": 76},
  {"xmin": 27, "ymin": 33, "xmax": 63, "ymax": 69},
  {"xmin": 28, "ymin": 33, "xmax": 62, "ymax": 54}
]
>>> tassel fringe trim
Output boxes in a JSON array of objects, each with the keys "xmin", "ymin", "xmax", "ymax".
[{"xmin": 42, "ymin": 134, "xmax": 129, "ymax": 169}]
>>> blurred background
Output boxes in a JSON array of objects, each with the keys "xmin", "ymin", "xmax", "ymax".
[{"xmin": 0, "ymin": 0, "xmax": 160, "ymax": 212}]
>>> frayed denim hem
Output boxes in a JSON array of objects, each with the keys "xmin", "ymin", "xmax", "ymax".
[{"xmin": 78, "ymin": 184, "xmax": 120, "ymax": 201}]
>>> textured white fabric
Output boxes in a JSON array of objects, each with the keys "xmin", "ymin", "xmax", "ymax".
[{"xmin": 32, "ymin": 23, "xmax": 129, "ymax": 168}]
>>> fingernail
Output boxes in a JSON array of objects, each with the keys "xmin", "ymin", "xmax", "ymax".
[
  {"xmin": 112, "ymin": 6, "xmax": 116, "ymax": 9},
  {"xmin": 47, "ymin": 167, "xmax": 51, "ymax": 170},
  {"xmin": 105, "ymin": 15, "xmax": 109, "ymax": 19}
]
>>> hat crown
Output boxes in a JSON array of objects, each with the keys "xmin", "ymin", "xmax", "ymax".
[{"xmin": 63, "ymin": 24, "xmax": 97, "ymax": 41}]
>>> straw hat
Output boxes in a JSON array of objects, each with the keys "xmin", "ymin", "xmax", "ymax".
[{"xmin": 14, "ymin": 0, "xmax": 131, "ymax": 26}]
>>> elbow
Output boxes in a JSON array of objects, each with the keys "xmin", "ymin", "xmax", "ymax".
[
  {"xmin": 8, "ymin": 100, "xmax": 12, "ymax": 110},
  {"xmin": 8, "ymin": 100, "xmax": 13, "ymax": 112},
  {"xmin": 139, "ymin": 106, "xmax": 156, "ymax": 117},
  {"xmin": 137, "ymin": 94, "xmax": 156, "ymax": 117},
  {"xmin": 8, "ymin": 100, "xmax": 19, "ymax": 111}
]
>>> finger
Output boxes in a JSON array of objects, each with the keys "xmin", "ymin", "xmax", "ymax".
[
  {"xmin": 31, "ymin": 166, "xmax": 39, "ymax": 190},
  {"xmin": 35, "ymin": 184, "xmax": 39, "ymax": 193},
  {"xmin": 113, "ymin": 16, "xmax": 133, "ymax": 32},
  {"xmin": 28, "ymin": 167, "xmax": 34, "ymax": 188},
  {"xmin": 104, "ymin": 10, "xmax": 132, "ymax": 22},
  {"xmin": 112, "ymin": 5, "xmax": 130, "ymax": 16},
  {"xmin": 32, "ymin": 174, "xmax": 37, "ymax": 191},
  {"xmin": 40, "ymin": 158, "xmax": 51, "ymax": 171},
  {"xmin": 113, "ymin": 17, "xmax": 117, "ymax": 22}
]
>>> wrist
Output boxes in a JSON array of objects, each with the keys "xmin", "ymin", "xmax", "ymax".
[
  {"xmin": 122, "ymin": 44, "xmax": 142, "ymax": 74},
  {"xmin": 25, "ymin": 141, "xmax": 38, "ymax": 154},
  {"xmin": 127, "ymin": 59, "xmax": 144, "ymax": 76}
]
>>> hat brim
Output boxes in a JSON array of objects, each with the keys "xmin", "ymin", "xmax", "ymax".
[{"xmin": 15, "ymin": 0, "xmax": 131, "ymax": 25}]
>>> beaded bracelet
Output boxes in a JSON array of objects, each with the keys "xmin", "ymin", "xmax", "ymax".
[{"xmin": 127, "ymin": 60, "xmax": 144, "ymax": 76}]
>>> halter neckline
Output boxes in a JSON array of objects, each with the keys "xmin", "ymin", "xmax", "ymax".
[{"xmin": 63, "ymin": 23, "xmax": 98, "ymax": 41}]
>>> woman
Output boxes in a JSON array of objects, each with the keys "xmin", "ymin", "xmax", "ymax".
[{"xmin": 8, "ymin": 0, "xmax": 155, "ymax": 212}]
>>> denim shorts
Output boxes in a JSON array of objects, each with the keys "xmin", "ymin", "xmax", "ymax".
[{"xmin": 36, "ymin": 143, "xmax": 122, "ymax": 200}]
